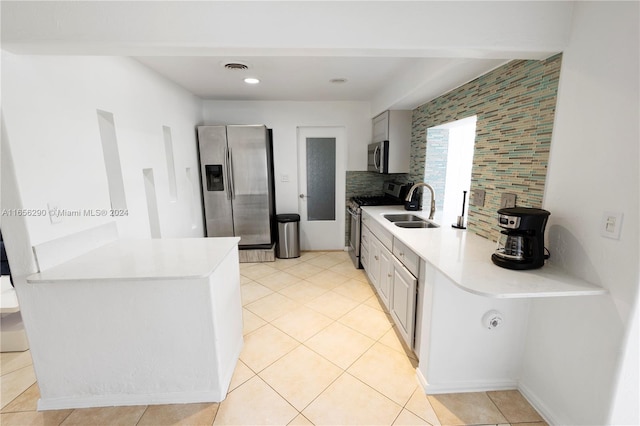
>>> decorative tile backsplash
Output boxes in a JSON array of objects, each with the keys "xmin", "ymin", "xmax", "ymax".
[
  {"xmin": 410, "ymin": 54, "xmax": 562, "ymax": 241},
  {"xmin": 344, "ymin": 171, "xmax": 410, "ymax": 245},
  {"xmin": 345, "ymin": 171, "xmax": 410, "ymax": 200}
]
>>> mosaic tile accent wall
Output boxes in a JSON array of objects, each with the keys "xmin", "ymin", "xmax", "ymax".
[{"xmin": 410, "ymin": 54, "xmax": 562, "ymax": 241}]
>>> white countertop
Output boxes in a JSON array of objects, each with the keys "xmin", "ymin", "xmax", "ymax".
[
  {"xmin": 27, "ymin": 237, "xmax": 240, "ymax": 283},
  {"xmin": 361, "ymin": 206, "xmax": 606, "ymax": 299}
]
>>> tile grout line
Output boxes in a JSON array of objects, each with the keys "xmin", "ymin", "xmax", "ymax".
[{"xmin": 240, "ymin": 253, "xmax": 409, "ymax": 424}]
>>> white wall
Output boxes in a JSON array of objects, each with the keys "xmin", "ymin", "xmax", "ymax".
[
  {"xmin": 418, "ymin": 261, "xmax": 530, "ymax": 394},
  {"xmin": 520, "ymin": 3, "xmax": 639, "ymax": 425},
  {"xmin": 2, "ymin": 53, "xmax": 204, "ymax": 277},
  {"xmin": 202, "ymin": 101, "xmax": 372, "ymax": 214}
]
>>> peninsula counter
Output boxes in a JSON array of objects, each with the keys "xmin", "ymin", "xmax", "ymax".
[{"xmin": 23, "ymin": 237, "xmax": 242, "ymax": 411}]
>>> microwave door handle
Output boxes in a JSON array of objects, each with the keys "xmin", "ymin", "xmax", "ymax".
[{"xmin": 374, "ymin": 145, "xmax": 381, "ymax": 171}]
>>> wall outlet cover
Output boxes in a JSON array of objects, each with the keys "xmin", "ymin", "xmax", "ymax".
[
  {"xmin": 601, "ymin": 211, "xmax": 623, "ymax": 240},
  {"xmin": 470, "ymin": 189, "xmax": 485, "ymax": 207},
  {"xmin": 47, "ymin": 202, "xmax": 63, "ymax": 224},
  {"xmin": 500, "ymin": 193, "xmax": 516, "ymax": 208}
]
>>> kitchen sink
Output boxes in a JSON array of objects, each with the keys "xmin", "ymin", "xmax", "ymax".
[
  {"xmin": 394, "ymin": 221, "xmax": 440, "ymax": 229},
  {"xmin": 384, "ymin": 214, "xmax": 426, "ymax": 222},
  {"xmin": 383, "ymin": 213, "xmax": 439, "ymax": 228}
]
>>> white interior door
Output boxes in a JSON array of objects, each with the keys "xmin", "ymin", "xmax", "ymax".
[{"xmin": 297, "ymin": 126, "xmax": 346, "ymax": 250}]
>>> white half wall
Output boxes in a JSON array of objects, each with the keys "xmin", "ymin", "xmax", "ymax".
[
  {"xmin": 2, "ymin": 53, "xmax": 204, "ymax": 277},
  {"xmin": 202, "ymin": 101, "xmax": 372, "ymax": 215},
  {"xmin": 521, "ymin": 3, "xmax": 639, "ymax": 425}
]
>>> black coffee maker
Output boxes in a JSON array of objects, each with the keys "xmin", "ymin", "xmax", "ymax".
[{"xmin": 491, "ymin": 207, "xmax": 550, "ymax": 270}]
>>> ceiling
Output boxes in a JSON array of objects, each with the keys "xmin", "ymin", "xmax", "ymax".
[
  {"xmin": 132, "ymin": 56, "xmax": 506, "ymax": 108},
  {"xmin": 0, "ymin": 1, "xmax": 575, "ymax": 113},
  {"xmin": 133, "ymin": 56, "xmax": 423, "ymax": 101}
]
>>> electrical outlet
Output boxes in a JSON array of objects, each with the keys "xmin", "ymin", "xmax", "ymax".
[
  {"xmin": 470, "ymin": 189, "xmax": 485, "ymax": 207},
  {"xmin": 601, "ymin": 211, "xmax": 623, "ymax": 240},
  {"xmin": 500, "ymin": 193, "xmax": 516, "ymax": 208},
  {"xmin": 47, "ymin": 201, "xmax": 63, "ymax": 224}
]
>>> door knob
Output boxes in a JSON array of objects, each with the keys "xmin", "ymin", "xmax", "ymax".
[{"xmin": 299, "ymin": 194, "xmax": 310, "ymax": 199}]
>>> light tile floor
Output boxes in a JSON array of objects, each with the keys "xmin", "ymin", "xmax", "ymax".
[{"xmin": 1, "ymin": 250, "xmax": 548, "ymax": 425}]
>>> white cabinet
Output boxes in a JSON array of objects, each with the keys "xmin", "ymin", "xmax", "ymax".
[
  {"xmin": 390, "ymin": 253, "xmax": 418, "ymax": 348},
  {"xmin": 366, "ymin": 235, "xmax": 393, "ymax": 311},
  {"xmin": 390, "ymin": 237, "xmax": 420, "ymax": 348},
  {"xmin": 362, "ymin": 210, "xmax": 392, "ymax": 251},
  {"xmin": 372, "ymin": 112, "xmax": 389, "ymax": 142},
  {"xmin": 360, "ymin": 223, "xmax": 371, "ymax": 271},
  {"xmin": 361, "ymin": 209, "xmax": 419, "ymax": 350},
  {"xmin": 393, "ymin": 238, "xmax": 420, "ymax": 277},
  {"xmin": 366, "ymin": 233, "xmax": 380, "ymax": 289},
  {"xmin": 377, "ymin": 241, "xmax": 393, "ymax": 310},
  {"xmin": 371, "ymin": 110, "xmax": 412, "ymax": 173}
]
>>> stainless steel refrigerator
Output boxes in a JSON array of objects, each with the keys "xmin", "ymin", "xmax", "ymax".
[{"xmin": 197, "ymin": 125, "xmax": 275, "ymax": 248}]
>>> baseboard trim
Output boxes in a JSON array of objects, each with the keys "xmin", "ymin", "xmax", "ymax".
[
  {"xmin": 37, "ymin": 390, "xmax": 224, "ymax": 411},
  {"xmin": 416, "ymin": 368, "xmax": 562, "ymax": 425},
  {"xmin": 518, "ymin": 382, "xmax": 561, "ymax": 426},
  {"xmin": 415, "ymin": 368, "xmax": 517, "ymax": 395},
  {"xmin": 238, "ymin": 243, "xmax": 275, "ymax": 263}
]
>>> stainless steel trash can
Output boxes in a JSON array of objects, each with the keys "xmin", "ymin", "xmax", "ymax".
[{"xmin": 276, "ymin": 214, "xmax": 300, "ymax": 259}]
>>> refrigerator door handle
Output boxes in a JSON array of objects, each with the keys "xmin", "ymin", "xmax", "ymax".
[
  {"xmin": 228, "ymin": 148, "xmax": 236, "ymax": 200},
  {"xmin": 224, "ymin": 147, "xmax": 231, "ymax": 200}
]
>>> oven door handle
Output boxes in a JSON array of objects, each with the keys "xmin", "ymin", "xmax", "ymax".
[{"xmin": 347, "ymin": 207, "xmax": 360, "ymax": 219}]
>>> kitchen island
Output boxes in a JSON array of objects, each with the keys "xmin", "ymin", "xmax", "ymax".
[
  {"xmin": 360, "ymin": 206, "xmax": 606, "ymax": 395},
  {"xmin": 22, "ymin": 237, "xmax": 242, "ymax": 411}
]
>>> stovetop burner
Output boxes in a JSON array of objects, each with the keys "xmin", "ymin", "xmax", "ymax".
[
  {"xmin": 350, "ymin": 181, "xmax": 411, "ymax": 209},
  {"xmin": 351, "ymin": 195, "xmax": 404, "ymax": 206}
]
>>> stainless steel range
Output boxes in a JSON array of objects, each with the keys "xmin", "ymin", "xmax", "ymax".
[{"xmin": 347, "ymin": 181, "xmax": 409, "ymax": 268}]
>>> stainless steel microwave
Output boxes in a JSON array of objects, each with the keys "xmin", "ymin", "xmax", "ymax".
[{"xmin": 367, "ymin": 141, "xmax": 389, "ymax": 173}]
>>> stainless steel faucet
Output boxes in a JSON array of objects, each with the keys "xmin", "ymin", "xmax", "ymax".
[{"xmin": 405, "ymin": 182, "xmax": 436, "ymax": 220}]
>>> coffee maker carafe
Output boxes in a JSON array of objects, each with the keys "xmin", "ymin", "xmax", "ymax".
[{"xmin": 491, "ymin": 207, "xmax": 550, "ymax": 270}]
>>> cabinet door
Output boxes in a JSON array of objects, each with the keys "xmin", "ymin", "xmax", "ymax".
[
  {"xmin": 377, "ymin": 244, "xmax": 393, "ymax": 310},
  {"xmin": 372, "ymin": 111, "xmax": 389, "ymax": 142},
  {"xmin": 390, "ymin": 256, "xmax": 417, "ymax": 348},
  {"xmin": 368, "ymin": 239, "xmax": 381, "ymax": 291}
]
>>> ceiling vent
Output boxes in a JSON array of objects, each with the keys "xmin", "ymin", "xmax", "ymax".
[{"xmin": 223, "ymin": 62, "xmax": 249, "ymax": 70}]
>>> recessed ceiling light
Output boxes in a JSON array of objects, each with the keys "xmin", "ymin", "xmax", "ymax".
[
  {"xmin": 330, "ymin": 78, "xmax": 348, "ymax": 84},
  {"xmin": 244, "ymin": 77, "xmax": 260, "ymax": 85}
]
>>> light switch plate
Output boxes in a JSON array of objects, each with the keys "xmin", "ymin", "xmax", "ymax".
[
  {"xmin": 601, "ymin": 211, "xmax": 623, "ymax": 239},
  {"xmin": 500, "ymin": 193, "xmax": 516, "ymax": 208},
  {"xmin": 470, "ymin": 189, "xmax": 485, "ymax": 207}
]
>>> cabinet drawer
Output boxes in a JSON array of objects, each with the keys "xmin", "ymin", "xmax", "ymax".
[
  {"xmin": 361, "ymin": 211, "xmax": 372, "ymax": 228},
  {"xmin": 360, "ymin": 244, "xmax": 370, "ymax": 270},
  {"xmin": 393, "ymin": 238, "xmax": 419, "ymax": 277},
  {"xmin": 361, "ymin": 210, "xmax": 392, "ymax": 250},
  {"xmin": 361, "ymin": 224, "xmax": 371, "ymax": 252},
  {"xmin": 368, "ymin": 220, "xmax": 392, "ymax": 251}
]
